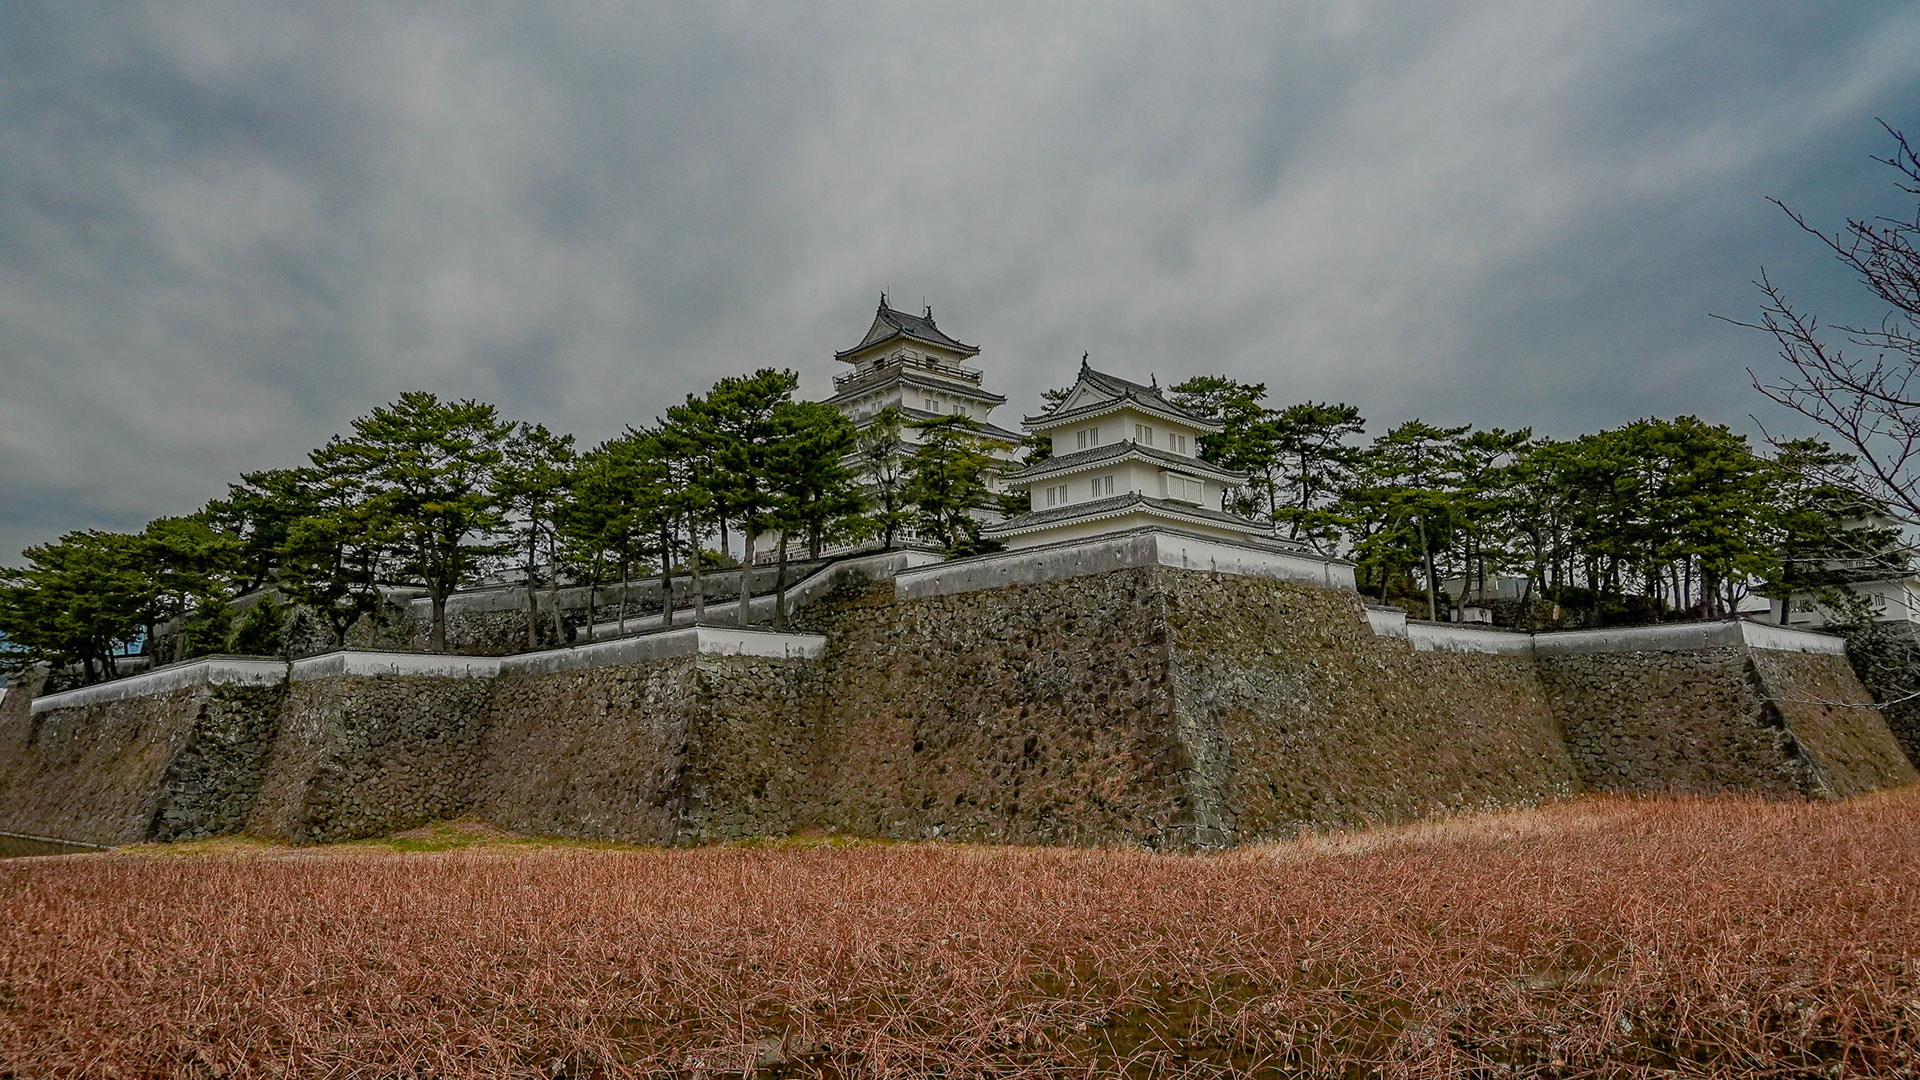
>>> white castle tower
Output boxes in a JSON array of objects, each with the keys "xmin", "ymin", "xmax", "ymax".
[{"xmin": 984, "ymin": 357, "xmax": 1271, "ymax": 550}]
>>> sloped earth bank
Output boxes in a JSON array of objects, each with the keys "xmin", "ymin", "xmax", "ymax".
[{"xmin": 2, "ymin": 790, "xmax": 1918, "ymax": 1078}]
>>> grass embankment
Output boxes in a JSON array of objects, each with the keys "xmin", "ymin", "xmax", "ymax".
[{"xmin": 2, "ymin": 792, "xmax": 1918, "ymax": 1077}]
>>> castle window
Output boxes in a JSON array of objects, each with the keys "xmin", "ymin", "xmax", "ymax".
[
  {"xmin": 1044, "ymin": 484, "xmax": 1069, "ymax": 507},
  {"xmin": 1134, "ymin": 424, "xmax": 1154, "ymax": 446},
  {"xmin": 1166, "ymin": 474, "xmax": 1204, "ymax": 503},
  {"xmin": 1077, "ymin": 426, "xmax": 1101, "ymax": 450},
  {"xmin": 1168, "ymin": 433, "xmax": 1189, "ymax": 454},
  {"xmin": 925, "ymin": 398, "xmax": 939, "ymax": 413},
  {"xmin": 1091, "ymin": 474, "xmax": 1114, "ymax": 498}
]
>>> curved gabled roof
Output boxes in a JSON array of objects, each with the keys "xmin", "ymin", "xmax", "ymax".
[
  {"xmin": 836, "ymin": 296, "xmax": 980, "ymax": 360},
  {"xmin": 1023, "ymin": 360, "xmax": 1222, "ymax": 433}
]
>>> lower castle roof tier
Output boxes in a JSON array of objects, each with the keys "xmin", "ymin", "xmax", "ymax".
[
  {"xmin": 984, "ymin": 491, "xmax": 1280, "ymax": 544},
  {"xmin": 1004, "ymin": 441, "xmax": 1246, "ymax": 487}
]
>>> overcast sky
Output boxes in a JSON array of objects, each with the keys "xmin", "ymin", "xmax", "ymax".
[{"xmin": 3, "ymin": 2, "xmax": 1918, "ymax": 561}]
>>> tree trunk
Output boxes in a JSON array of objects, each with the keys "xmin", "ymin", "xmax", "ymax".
[
  {"xmin": 775, "ymin": 534, "xmax": 790, "ymax": 630},
  {"xmin": 1416, "ymin": 518, "xmax": 1437, "ymax": 622},
  {"xmin": 660, "ymin": 524, "xmax": 676, "ymax": 630},
  {"xmin": 739, "ymin": 524, "xmax": 757, "ymax": 626},
  {"xmin": 585, "ymin": 556, "xmax": 601, "ymax": 640},
  {"xmin": 546, "ymin": 531, "xmax": 569, "ymax": 644},
  {"xmin": 618, "ymin": 558, "xmax": 630, "ymax": 635},
  {"xmin": 688, "ymin": 521, "xmax": 706, "ymax": 623},
  {"xmin": 524, "ymin": 531, "xmax": 540, "ymax": 651},
  {"xmin": 430, "ymin": 591, "xmax": 448, "ymax": 653}
]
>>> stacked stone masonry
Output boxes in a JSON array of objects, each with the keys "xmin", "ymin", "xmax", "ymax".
[{"xmin": 2, "ymin": 557, "xmax": 1912, "ymax": 851}]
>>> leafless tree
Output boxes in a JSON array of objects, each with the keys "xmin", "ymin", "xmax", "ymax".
[{"xmin": 1729, "ymin": 121, "xmax": 1920, "ymax": 520}]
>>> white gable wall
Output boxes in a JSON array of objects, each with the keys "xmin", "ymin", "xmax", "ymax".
[
  {"xmin": 1047, "ymin": 404, "xmax": 1203, "ymax": 459},
  {"xmin": 1027, "ymin": 456, "xmax": 1221, "ymax": 513}
]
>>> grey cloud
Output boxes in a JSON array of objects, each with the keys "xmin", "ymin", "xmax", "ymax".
[{"xmin": 1, "ymin": 1, "xmax": 1918, "ymax": 560}]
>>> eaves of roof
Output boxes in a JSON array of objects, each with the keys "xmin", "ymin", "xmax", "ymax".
[
  {"xmin": 834, "ymin": 305, "xmax": 980, "ymax": 360},
  {"xmin": 1004, "ymin": 441, "xmax": 1246, "ymax": 485},
  {"xmin": 983, "ymin": 492, "xmax": 1274, "ymax": 538},
  {"xmin": 1024, "ymin": 392, "xmax": 1224, "ymax": 434},
  {"xmin": 827, "ymin": 370, "xmax": 1008, "ymax": 408}
]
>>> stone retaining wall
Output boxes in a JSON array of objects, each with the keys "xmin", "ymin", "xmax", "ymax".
[
  {"xmin": 248, "ymin": 675, "xmax": 496, "ymax": 843},
  {"xmin": 1748, "ymin": 648, "xmax": 1918, "ymax": 797},
  {"xmin": 1166, "ymin": 574, "xmax": 1578, "ymax": 843},
  {"xmin": 473, "ymin": 653, "xmax": 818, "ymax": 843},
  {"xmin": 0, "ymin": 679, "xmax": 285, "ymax": 846},
  {"xmin": 794, "ymin": 571, "xmax": 1189, "ymax": 845},
  {"xmin": 1, "ymin": 555, "xmax": 1910, "ymax": 851},
  {"xmin": 1537, "ymin": 648, "xmax": 1817, "ymax": 796}
]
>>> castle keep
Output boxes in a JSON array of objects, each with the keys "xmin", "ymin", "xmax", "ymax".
[{"xmin": 2, "ymin": 304, "xmax": 1913, "ymax": 851}]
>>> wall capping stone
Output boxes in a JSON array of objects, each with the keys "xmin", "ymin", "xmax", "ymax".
[
  {"xmin": 500, "ymin": 626, "xmax": 827, "ymax": 675},
  {"xmin": 895, "ymin": 527, "xmax": 1355, "ymax": 600},
  {"xmin": 288, "ymin": 651, "xmax": 504, "ymax": 681},
  {"xmin": 1406, "ymin": 620, "xmax": 1535, "ymax": 654},
  {"xmin": 1368, "ymin": 615, "xmax": 1849, "ymax": 658},
  {"xmin": 30, "ymin": 656, "xmax": 286, "ymax": 714},
  {"xmin": 1533, "ymin": 620, "xmax": 1846, "ymax": 657}
]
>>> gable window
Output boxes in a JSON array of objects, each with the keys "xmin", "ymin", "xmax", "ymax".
[
  {"xmin": 1090, "ymin": 474, "xmax": 1115, "ymax": 498},
  {"xmin": 1134, "ymin": 424, "xmax": 1155, "ymax": 446}
]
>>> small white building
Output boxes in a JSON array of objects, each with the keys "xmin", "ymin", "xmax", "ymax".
[
  {"xmin": 1767, "ymin": 577, "xmax": 1920, "ymax": 629},
  {"xmin": 985, "ymin": 359, "xmax": 1275, "ymax": 550},
  {"xmin": 1763, "ymin": 512, "xmax": 1920, "ymax": 630}
]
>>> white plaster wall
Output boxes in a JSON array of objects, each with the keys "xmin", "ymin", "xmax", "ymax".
[
  {"xmin": 1768, "ymin": 578, "xmax": 1920, "ymax": 630},
  {"xmin": 30, "ymin": 657, "xmax": 287, "ymax": 713},
  {"xmin": 899, "ymin": 527, "xmax": 1355, "ymax": 598},
  {"xmin": 289, "ymin": 652, "xmax": 502, "ymax": 681},
  {"xmin": 1529, "ymin": 620, "xmax": 1846, "ymax": 657},
  {"xmin": 1736, "ymin": 621, "xmax": 1849, "ymax": 655},
  {"xmin": 501, "ymin": 626, "xmax": 826, "ymax": 675},
  {"xmin": 1406, "ymin": 621, "xmax": 1534, "ymax": 654},
  {"xmin": 1366, "ymin": 606, "xmax": 1410, "ymax": 638}
]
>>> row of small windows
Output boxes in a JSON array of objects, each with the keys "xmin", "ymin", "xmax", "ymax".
[
  {"xmin": 925, "ymin": 398, "xmax": 970, "ymax": 418},
  {"xmin": 1042, "ymin": 474, "xmax": 1116, "ymax": 507},
  {"xmin": 1075, "ymin": 423, "xmax": 1189, "ymax": 454},
  {"xmin": 1044, "ymin": 472, "xmax": 1206, "ymax": 507}
]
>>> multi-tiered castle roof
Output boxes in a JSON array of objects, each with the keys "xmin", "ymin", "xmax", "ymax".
[{"xmin": 987, "ymin": 358, "xmax": 1273, "ymax": 549}]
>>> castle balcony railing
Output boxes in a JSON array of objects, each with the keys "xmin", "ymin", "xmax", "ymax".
[{"xmin": 834, "ymin": 356, "xmax": 984, "ymax": 392}]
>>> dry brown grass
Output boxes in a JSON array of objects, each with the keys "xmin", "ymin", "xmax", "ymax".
[{"xmin": 3, "ymin": 791, "xmax": 1919, "ymax": 1078}]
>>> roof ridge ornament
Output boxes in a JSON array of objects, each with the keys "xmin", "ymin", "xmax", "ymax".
[
  {"xmin": 1080, "ymin": 351, "xmax": 1090, "ymax": 371},
  {"xmin": 879, "ymin": 291, "xmax": 889, "ymax": 312}
]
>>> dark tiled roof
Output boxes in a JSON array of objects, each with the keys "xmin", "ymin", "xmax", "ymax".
[
  {"xmin": 896, "ymin": 406, "xmax": 1022, "ymax": 443},
  {"xmin": 836, "ymin": 298, "xmax": 979, "ymax": 359},
  {"xmin": 985, "ymin": 492, "xmax": 1270, "ymax": 535},
  {"xmin": 1005, "ymin": 440, "xmax": 1246, "ymax": 483},
  {"xmin": 1024, "ymin": 363, "xmax": 1218, "ymax": 429},
  {"xmin": 827, "ymin": 367, "xmax": 1008, "ymax": 407}
]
